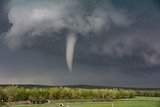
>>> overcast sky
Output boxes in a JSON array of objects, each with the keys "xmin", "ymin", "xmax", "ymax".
[{"xmin": 0, "ymin": 0, "xmax": 160, "ymax": 88}]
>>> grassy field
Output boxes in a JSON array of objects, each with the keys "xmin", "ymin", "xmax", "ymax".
[{"xmin": 1, "ymin": 97, "xmax": 159, "ymax": 107}]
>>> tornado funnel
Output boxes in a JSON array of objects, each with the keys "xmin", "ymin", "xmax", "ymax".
[{"xmin": 66, "ymin": 33, "xmax": 77, "ymax": 72}]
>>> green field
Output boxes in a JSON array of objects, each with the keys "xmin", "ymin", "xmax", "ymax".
[
  {"xmin": 6, "ymin": 101, "xmax": 160, "ymax": 107},
  {"xmin": 1, "ymin": 97, "xmax": 160, "ymax": 107}
]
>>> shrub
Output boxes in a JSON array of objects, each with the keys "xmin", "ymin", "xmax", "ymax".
[{"xmin": 1, "ymin": 85, "xmax": 160, "ymax": 102}]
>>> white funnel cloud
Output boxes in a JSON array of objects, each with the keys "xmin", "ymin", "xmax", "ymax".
[{"xmin": 66, "ymin": 33, "xmax": 77, "ymax": 72}]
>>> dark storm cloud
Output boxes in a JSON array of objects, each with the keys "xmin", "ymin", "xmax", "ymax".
[
  {"xmin": 0, "ymin": 0, "xmax": 10, "ymax": 34},
  {"xmin": 4, "ymin": 0, "xmax": 132, "ymax": 50},
  {"xmin": 0, "ymin": 0, "xmax": 160, "ymax": 88}
]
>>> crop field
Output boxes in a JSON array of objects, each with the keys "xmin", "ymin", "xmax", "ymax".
[
  {"xmin": 4, "ymin": 101, "xmax": 160, "ymax": 107},
  {"xmin": 2, "ymin": 97, "xmax": 160, "ymax": 107},
  {"xmin": 0, "ymin": 86, "xmax": 160, "ymax": 107}
]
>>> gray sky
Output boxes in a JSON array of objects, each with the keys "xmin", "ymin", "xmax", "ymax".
[{"xmin": 0, "ymin": 0, "xmax": 160, "ymax": 88}]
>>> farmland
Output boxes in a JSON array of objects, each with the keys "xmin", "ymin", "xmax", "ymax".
[
  {"xmin": 3, "ymin": 97, "xmax": 160, "ymax": 107},
  {"xmin": 0, "ymin": 85, "xmax": 160, "ymax": 107}
]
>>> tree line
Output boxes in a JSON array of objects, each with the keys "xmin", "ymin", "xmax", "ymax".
[{"xmin": 0, "ymin": 86, "xmax": 159, "ymax": 104}]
